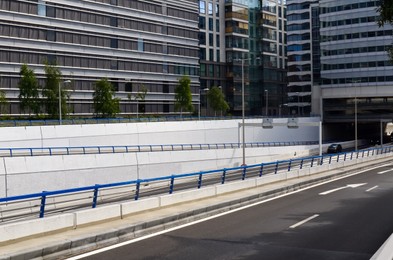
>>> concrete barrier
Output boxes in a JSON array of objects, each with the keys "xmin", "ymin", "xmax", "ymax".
[
  {"xmin": 0, "ymin": 214, "xmax": 74, "ymax": 244},
  {"xmin": 160, "ymin": 187, "xmax": 216, "ymax": 207},
  {"xmin": 74, "ymin": 205, "xmax": 121, "ymax": 227},
  {"xmin": 216, "ymin": 179, "xmax": 257, "ymax": 195},
  {"xmin": 121, "ymin": 197, "xmax": 160, "ymax": 216},
  {"xmin": 371, "ymin": 233, "xmax": 393, "ymax": 260}
]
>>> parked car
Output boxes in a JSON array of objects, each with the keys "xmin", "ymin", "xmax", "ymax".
[{"xmin": 327, "ymin": 144, "xmax": 342, "ymax": 153}]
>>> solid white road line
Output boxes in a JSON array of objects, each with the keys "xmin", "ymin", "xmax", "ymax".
[
  {"xmin": 290, "ymin": 214, "xmax": 320, "ymax": 229},
  {"xmin": 65, "ymin": 164, "xmax": 390, "ymax": 260},
  {"xmin": 377, "ymin": 169, "xmax": 393, "ymax": 175},
  {"xmin": 366, "ymin": 185, "xmax": 379, "ymax": 192}
]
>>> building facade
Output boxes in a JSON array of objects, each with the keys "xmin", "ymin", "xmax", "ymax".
[
  {"xmin": 286, "ymin": 0, "xmax": 319, "ymax": 116},
  {"xmin": 223, "ymin": 0, "xmax": 287, "ymax": 116},
  {"xmin": 0, "ymin": 0, "xmax": 199, "ymax": 117},
  {"xmin": 319, "ymin": 0, "xmax": 393, "ymax": 140}
]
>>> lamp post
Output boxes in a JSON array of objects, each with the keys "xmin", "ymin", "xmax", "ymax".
[
  {"xmin": 265, "ymin": 89, "xmax": 268, "ymax": 116},
  {"xmin": 59, "ymin": 80, "xmax": 71, "ymax": 125},
  {"xmin": 355, "ymin": 87, "xmax": 358, "ymax": 150},
  {"xmin": 241, "ymin": 59, "xmax": 246, "ymax": 166}
]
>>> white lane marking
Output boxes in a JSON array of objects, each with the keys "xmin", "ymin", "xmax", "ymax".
[
  {"xmin": 366, "ymin": 185, "xmax": 379, "ymax": 192},
  {"xmin": 377, "ymin": 169, "xmax": 393, "ymax": 175},
  {"xmin": 65, "ymin": 164, "xmax": 390, "ymax": 260},
  {"xmin": 290, "ymin": 214, "xmax": 319, "ymax": 229},
  {"xmin": 319, "ymin": 183, "xmax": 367, "ymax": 195}
]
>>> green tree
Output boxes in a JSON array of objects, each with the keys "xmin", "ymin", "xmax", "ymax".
[
  {"xmin": 128, "ymin": 85, "xmax": 148, "ymax": 118},
  {"xmin": 42, "ymin": 62, "xmax": 66, "ymax": 119},
  {"xmin": 18, "ymin": 64, "xmax": 40, "ymax": 116},
  {"xmin": 174, "ymin": 76, "xmax": 194, "ymax": 117},
  {"xmin": 0, "ymin": 89, "xmax": 8, "ymax": 116},
  {"xmin": 377, "ymin": 0, "xmax": 393, "ymax": 60},
  {"xmin": 207, "ymin": 86, "xmax": 229, "ymax": 117},
  {"xmin": 93, "ymin": 78, "xmax": 120, "ymax": 118}
]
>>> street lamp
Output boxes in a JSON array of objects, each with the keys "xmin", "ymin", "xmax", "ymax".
[
  {"xmin": 241, "ymin": 59, "xmax": 246, "ymax": 166},
  {"xmin": 59, "ymin": 80, "xmax": 71, "ymax": 125},
  {"xmin": 265, "ymin": 89, "xmax": 268, "ymax": 116}
]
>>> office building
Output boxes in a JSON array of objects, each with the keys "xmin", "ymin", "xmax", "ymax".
[
  {"xmin": 319, "ymin": 0, "xmax": 393, "ymax": 139},
  {"xmin": 0, "ymin": 0, "xmax": 199, "ymax": 117}
]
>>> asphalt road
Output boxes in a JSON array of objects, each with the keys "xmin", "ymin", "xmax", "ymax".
[{"xmin": 74, "ymin": 163, "xmax": 393, "ymax": 260}]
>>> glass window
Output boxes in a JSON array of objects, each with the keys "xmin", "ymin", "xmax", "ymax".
[
  {"xmin": 38, "ymin": 0, "xmax": 46, "ymax": 16},
  {"xmin": 199, "ymin": 1, "xmax": 205, "ymax": 14},
  {"xmin": 138, "ymin": 38, "xmax": 144, "ymax": 51},
  {"xmin": 208, "ymin": 3, "xmax": 213, "ymax": 15}
]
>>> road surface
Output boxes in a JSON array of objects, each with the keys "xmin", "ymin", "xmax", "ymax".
[{"xmin": 71, "ymin": 163, "xmax": 393, "ymax": 260}]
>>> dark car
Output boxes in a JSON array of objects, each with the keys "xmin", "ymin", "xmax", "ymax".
[{"xmin": 327, "ymin": 144, "xmax": 342, "ymax": 153}]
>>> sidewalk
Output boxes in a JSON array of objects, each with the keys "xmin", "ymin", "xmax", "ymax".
[{"xmin": 0, "ymin": 156, "xmax": 391, "ymax": 260}]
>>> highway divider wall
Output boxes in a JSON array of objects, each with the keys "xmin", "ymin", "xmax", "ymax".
[{"xmin": 1, "ymin": 151, "xmax": 391, "ymax": 245}]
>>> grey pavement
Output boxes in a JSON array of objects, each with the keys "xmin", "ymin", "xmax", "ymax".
[{"xmin": 0, "ymin": 156, "xmax": 391, "ymax": 260}]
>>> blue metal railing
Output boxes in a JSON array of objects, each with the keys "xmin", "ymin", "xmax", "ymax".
[
  {"xmin": 0, "ymin": 141, "xmax": 318, "ymax": 157},
  {"xmin": 0, "ymin": 145, "xmax": 391, "ymax": 221}
]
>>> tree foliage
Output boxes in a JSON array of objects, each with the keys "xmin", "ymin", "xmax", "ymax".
[
  {"xmin": 93, "ymin": 78, "xmax": 120, "ymax": 118},
  {"xmin": 0, "ymin": 89, "xmax": 8, "ymax": 115},
  {"xmin": 18, "ymin": 64, "xmax": 40, "ymax": 116},
  {"xmin": 377, "ymin": 0, "xmax": 393, "ymax": 60},
  {"xmin": 42, "ymin": 62, "xmax": 66, "ymax": 118},
  {"xmin": 207, "ymin": 86, "xmax": 229, "ymax": 116},
  {"xmin": 175, "ymin": 76, "xmax": 194, "ymax": 116},
  {"xmin": 377, "ymin": 0, "xmax": 393, "ymax": 26}
]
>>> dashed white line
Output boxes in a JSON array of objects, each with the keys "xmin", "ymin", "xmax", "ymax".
[
  {"xmin": 290, "ymin": 214, "xmax": 320, "ymax": 229},
  {"xmin": 366, "ymin": 185, "xmax": 379, "ymax": 192}
]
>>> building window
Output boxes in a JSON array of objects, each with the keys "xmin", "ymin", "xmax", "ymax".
[
  {"xmin": 209, "ymin": 18, "xmax": 213, "ymax": 31},
  {"xmin": 38, "ymin": 0, "xmax": 46, "ymax": 16},
  {"xmin": 138, "ymin": 38, "xmax": 144, "ymax": 51},
  {"xmin": 199, "ymin": 1, "xmax": 206, "ymax": 14},
  {"xmin": 208, "ymin": 2, "xmax": 213, "ymax": 15},
  {"xmin": 111, "ymin": 38, "xmax": 118, "ymax": 48}
]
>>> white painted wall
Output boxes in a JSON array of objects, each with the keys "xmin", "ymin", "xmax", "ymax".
[
  {"xmin": 0, "ymin": 118, "xmax": 319, "ymax": 148},
  {"xmin": 0, "ymin": 118, "xmax": 320, "ymax": 197}
]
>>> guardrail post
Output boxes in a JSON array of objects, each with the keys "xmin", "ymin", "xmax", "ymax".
[
  {"xmin": 242, "ymin": 166, "xmax": 246, "ymax": 180},
  {"xmin": 311, "ymin": 158, "xmax": 314, "ymax": 167},
  {"xmin": 320, "ymin": 156, "xmax": 323, "ymax": 165},
  {"xmin": 39, "ymin": 192, "xmax": 47, "ymax": 218},
  {"xmin": 169, "ymin": 176, "xmax": 175, "ymax": 194},
  {"xmin": 274, "ymin": 161, "xmax": 278, "ymax": 174},
  {"xmin": 112, "ymin": 146, "xmax": 115, "ymax": 153},
  {"xmin": 367, "ymin": 150, "xmax": 370, "ymax": 156},
  {"xmin": 350, "ymin": 152, "xmax": 353, "ymax": 160},
  {"xmin": 344, "ymin": 153, "xmax": 347, "ymax": 161},
  {"xmin": 329, "ymin": 156, "xmax": 332, "ymax": 164},
  {"xmin": 198, "ymin": 173, "xmax": 203, "ymax": 189},
  {"xmin": 135, "ymin": 181, "xmax": 141, "ymax": 200},
  {"xmin": 288, "ymin": 160, "xmax": 292, "ymax": 172},
  {"xmin": 259, "ymin": 164, "xmax": 264, "ymax": 177},
  {"xmin": 300, "ymin": 159, "xmax": 304, "ymax": 169},
  {"xmin": 337, "ymin": 154, "xmax": 340, "ymax": 162},
  {"xmin": 9, "ymin": 148, "xmax": 12, "ymax": 157},
  {"xmin": 92, "ymin": 185, "xmax": 99, "ymax": 208},
  {"xmin": 221, "ymin": 169, "xmax": 227, "ymax": 184},
  {"xmin": 67, "ymin": 148, "xmax": 70, "ymax": 155},
  {"xmin": 98, "ymin": 147, "xmax": 101, "ymax": 154},
  {"xmin": 362, "ymin": 150, "xmax": 365, "ymax": 157}
]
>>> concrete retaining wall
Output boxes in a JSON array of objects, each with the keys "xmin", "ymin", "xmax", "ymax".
[
  {"xmin": 2, "ymin": 145, "xmax": 316, "ymax": 196},
  {"xmin": 0, "ymin": 118, "xmax": 320, "ymax": 148}
]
